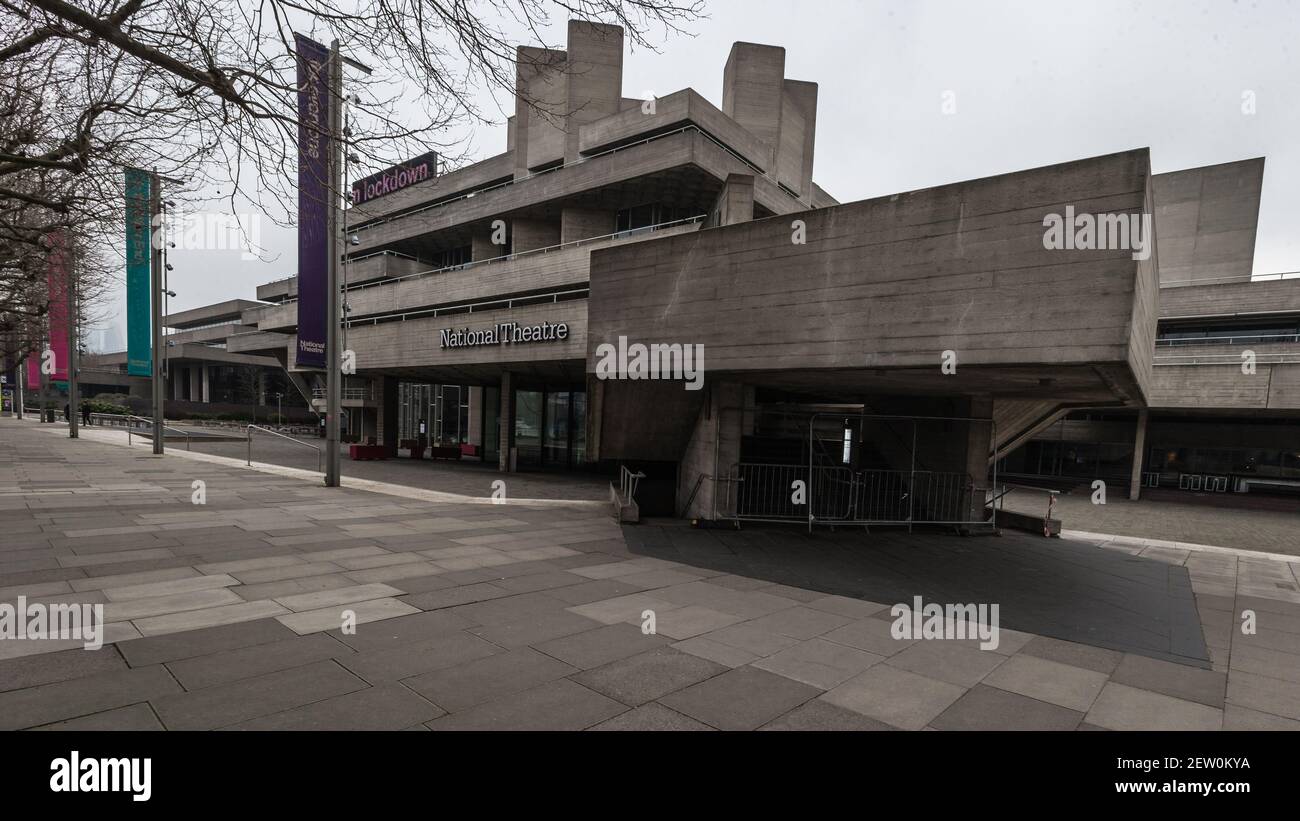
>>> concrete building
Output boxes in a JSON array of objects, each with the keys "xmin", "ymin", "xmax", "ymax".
[
  {"xmin": 79, "ymin": 299, "xmax": 308, "ymax": 420},
  {"xmin": 1000, "ymin": 158, "xmax": 1300, "ymax": 500},
  {"xmin": 82, "ymin": 22, "xmax": 1298, "ymax": 524}
]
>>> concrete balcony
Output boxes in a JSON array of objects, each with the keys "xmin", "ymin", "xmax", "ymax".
[
  {"xmin": 348, "ymin": 152, "xmax": 514, "ymax": 225},
  {"xmin": 1159, "ymin": 276, "xmax": 1300, "ymax": 319},
  {"xmin": 344, "ymin": 219, "xmax": 702, "ymax": 320},
  {"xmin": 348, "ymin": 129, "xmax": 804, "ymax": 255}
]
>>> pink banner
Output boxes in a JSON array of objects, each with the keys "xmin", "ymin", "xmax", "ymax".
[{"xmin": 27, "ymin": 231, "xmax": 71, "ymax": 389}]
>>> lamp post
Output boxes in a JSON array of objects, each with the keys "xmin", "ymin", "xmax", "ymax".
[
  {"xmin": 150, "ymin": 169, "xmax": 164, "ymax": 454},
  {"xmin": 67, "ymin": 237, "xmax": 79, "ymax": 439},
  {"xmin": 324, "ymin": 41, "xmax": 371, "ymax": 488}
]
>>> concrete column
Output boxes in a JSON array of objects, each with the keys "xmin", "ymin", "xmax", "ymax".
[
  {"xmin": 1129, "ymin": 409, "xmax": 1149, "ymax": 501},
  {"xmin": 188, "ymin": 366, "xmax": 201, "ymax": 402},
  {"xmin": 171, "ymin": 368, "xmax": 183, "ymax": 400},
  {"xmin": 964, "ymin": 395, "xmax": 994, "ymax": 524},
  {"xmin": 677, "ymin": 381, "xmax": 743, "ymax": 521},
  {"xmin": 471, "ymin": 233, "xmax": 501, "ymax": 262},
  {"xmin": 467, "ymin": 386, "xmax": 482, "ymax": 448},
  {"xmin": 498, "ymin": 371, "xmax": 515, "ymax": 472},
  {"xmin": 201, "ymin": 366, "xmax": 210, "ymax": 403},
  {"xmin": 379, "ymin": 376, "xmax": 399, "ymax": 454}
]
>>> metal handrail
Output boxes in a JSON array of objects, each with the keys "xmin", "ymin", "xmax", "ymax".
[
  {"xmin": 1153, "ymin": 354, "xmax": 1300, "ymax": 365},
  {"xmin": 1156, "ymin": 333, "xmax": 1300, "ymax": 347},
  {"xmin": 246, "ymin": 424, "xmax": 323, "ymax": 472},
  {"xmin": 1000, "ymin": 484, "xmax": 1061, "ymax": 537},
  {"xmin": 91, "ymin": 412, "xmax": 192, "ymax": 450},
  {"xmin": 1160, "ymin": 271, "xmax": 1300, "ymax": 286},
  {"xmin": 619, "ymin": 466, "xmax": 646, "ymax": 502}
]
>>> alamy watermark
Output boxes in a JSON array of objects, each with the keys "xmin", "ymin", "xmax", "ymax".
[
  {"xmin": 891, "ymin": 595, "xmax": 1000, "ymax": 650},
  {"xmin": 0, "ymin": 597, "xmax": 104, "ymax": 650},
  {"xmin": 1042, "ymin": 205, "xmax": 1152, "ymax": 261},
  {"xmin": 594, "ymin": 335, "xmax": 704, "ymax": 391}
]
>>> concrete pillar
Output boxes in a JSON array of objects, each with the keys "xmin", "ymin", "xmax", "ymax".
[
  {"xmin": 171, "ymin": 368, "xmax": 183, "ymax": 400},
  {"xmin": 511, "ymin": 218, "xmax": 560, "ymax": 252},
  {"xmin": 513, "ymin": 47, "xmax": 567, "ymax": 178},
  {"xmin": 707, "ymin": 174, "xmax": 755, "ymax": 227},
  {"xmin": 778, "ymin": 80, "xmax": 818, "ymax": 202},
  {"xmin": 188, "ymin": 366, "xmax": 201, "ymax": 402},
  {"xmin": 722, "ymin": 42, "xmax": 785, "ymax": 164},
  {"xmin": 560, "ymin": 208, "xmax": 615, "ymax": 243},
  {"xmin": 677, "ymin": 381, "xmax": 743, "ymax": 520},
  {"xmin": 498, "ymin": 371, "xmax": 515, "ymax": 472},
  {"xmin": 964, "ymin": 395, "xmax": 994, "ymax": 523},
  {"xmin": 563, "ymin": 21, "xmax": 624, "ymax": 164},
  {"xmin": 472, "ymin": 232, "xmax": 501, "ymax": 261},
  {"xmin": 467, "ymin": 386, "xmax": 483, "ymax": 448},
  {"xmin": 378, "ymin": 376, "xmax": 399, "ymax": 453},
  {"xmin": 1129, "ymin": 409, "xmax": 1149, "ymax": 501},
  {"xmin": 201, "ymin": 366, "xmax": 210, "ymax": 403}
]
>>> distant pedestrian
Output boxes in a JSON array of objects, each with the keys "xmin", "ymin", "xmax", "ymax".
[
  {"xmin": 63, "ymin": 403, "xmax": 69, "ymax": 422},
  {"xmin": 82, "ymin": 404, "xmax": 92, "ymax": 426}
]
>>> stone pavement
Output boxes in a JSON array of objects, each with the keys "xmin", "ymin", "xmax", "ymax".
[{"xmin": 2, "ymin": 416, "xmax": 1298, "ymax": 731}]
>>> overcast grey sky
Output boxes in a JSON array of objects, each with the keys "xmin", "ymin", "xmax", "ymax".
[{"xmin": 94, "ymin": 0, "xmax": 1300, "ymax": 349}]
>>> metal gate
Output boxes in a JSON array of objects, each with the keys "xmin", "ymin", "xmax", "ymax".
[{"xmin": 715, "ymin": 412, "xmax": 1000, "ymax": 532}]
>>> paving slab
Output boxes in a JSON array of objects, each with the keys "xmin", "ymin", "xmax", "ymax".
[
  {"xmin": 427, "ymin": 679, "xmax": 626, "ymax": 731},
  {"xmin": 573, "ymin": 647, "xmax": 728, "ymax": 706},
  {"xmin": 929, "ymin": 684, "xmax": 1084, "ymax": 731},
  {"xmin": 658, "ymin": 665, "xmax": 820, "ymax": 730},
  {"xmin": 1085, "ymin": 682, "xmax": 1223, "ymax": 731},
  {"xmin": 820, "ymin": 664, "xmax": 966, "ymax": 730}
]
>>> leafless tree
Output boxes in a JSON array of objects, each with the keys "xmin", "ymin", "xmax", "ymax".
[{"xmin": 0, "ymin": 0, "xmax": 704, "ymax": 364}]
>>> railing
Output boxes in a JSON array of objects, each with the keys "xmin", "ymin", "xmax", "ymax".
[
  {"xmin": 246, "ymin": 425, "xmax": 322, "ymax": 472},
  {"xmin": 1160, "ymin": 271, "xmax": 1300, "ymax": 287},
  {"xmin": 619, "ymin": 466, "xmax": 646, "ymax": 503},
  {"xmin": 344, "ymin": 287, "xmax": 589, "ymax": 328},
  {"xmin": 996, "ymin": 484, "xmax": 1061, "ymax": 538},
  {"xmin": 721, "ymin": 463, "xmax": 982, "ymax": 529},
  {"xmin": 311, "ymin": 386, "xmax": 373, "ymax": 401},
  {"xmin": 1153, "ymin": 352, "xmax": 1300, "ymax": 365},
  {"xmin": 1156, "ymin": 332, "xmax": 1300, "ymax": 347},
  {"xmin": 90, "ymin": 413, "xmax": 192, "ymax": 450}
]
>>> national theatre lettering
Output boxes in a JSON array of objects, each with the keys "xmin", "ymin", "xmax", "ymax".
[{"xmin": 440, "ymin": 320, "xmax": 569, "ymax": 349}]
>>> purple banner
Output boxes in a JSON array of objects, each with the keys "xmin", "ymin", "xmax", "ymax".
[{"xmin": 295, "ymin": 33, "xmax": 330, "ymax": 370}]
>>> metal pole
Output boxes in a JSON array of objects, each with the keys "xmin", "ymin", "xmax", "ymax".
[
  {"xmin": 14, "ymin": 354, "xmax": 23, "ymax": 419},
  {"xmin": 150, "ymin": 169, "xmax": 164, "ymax": 455},
  {"xmin": 39, "ymin": 336, "xmax": 49, "ymax": 422},
  {"xmin": 908, "ymin": 420, "xmax": 917, "ymax": 534},
  {"xmin": 67, "ymin": 238, "xmax": 79, "ymax": 439},
  {"xmin": 323, "ymin": 40, "xmax": 342, "ymax": 486}
]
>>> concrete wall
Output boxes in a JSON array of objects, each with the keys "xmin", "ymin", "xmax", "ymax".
[
  {"xmin": 1152, "ymin": 158, "xmax": 1264, "ymax": 287},
  {"xmin": 587, "ymin": 149, "xmax": 1158, "ymax": 407},
  {"xmin": 1148, "ymin": 362, "xmax": 1300, "ymax": 409},
  {"xmin": 560, "ymin": 207, "xmax": 615, "ymax": 243},
  {"xmin": 1159, "ymin": 278, "xmax": 1300, "ymax": 319},
  {"xmin": 511, "ymin": 218, "xmax": 561, "ymax": 253}
]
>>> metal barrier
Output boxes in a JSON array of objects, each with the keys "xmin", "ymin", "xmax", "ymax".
[
  {"xmin": 710, "ymin": 411, "xmax": 999, "ymax": 533},
  {"xmin": 89, "ymin": 413, "xmax": 192, "ymax": 450},
  {"xmin": 247, "ymin": 425, "xmax": 323, "ymax": 473},
  {"xmin": 722, "ymin": 463, "xmax": 982, "ymax": 530}
]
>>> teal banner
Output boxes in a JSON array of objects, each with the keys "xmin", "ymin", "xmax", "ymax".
[{"xmin": 124, "ymin": 168, "xmax": 152, "ymax": 377}]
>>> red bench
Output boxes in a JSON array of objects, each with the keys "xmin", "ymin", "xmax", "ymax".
[{"xmin": 349, "ymin": 444, "xmax": 389, "ymax": 460}]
